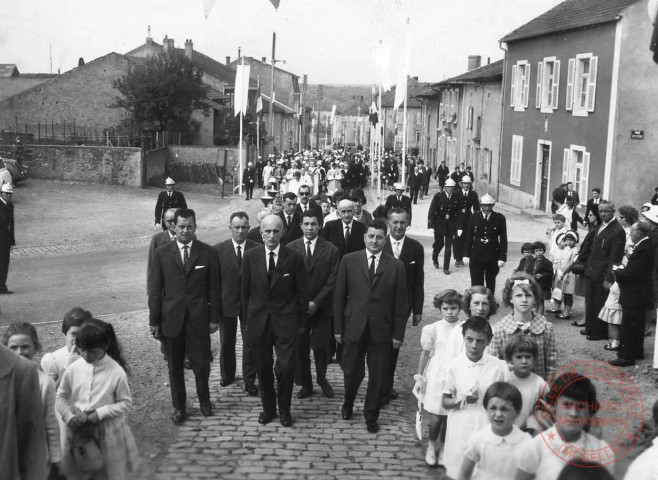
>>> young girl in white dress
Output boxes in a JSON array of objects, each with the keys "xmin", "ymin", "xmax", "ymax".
[
  {"xmin": 414, "ymin": 289, "xmax": 464, "ymax": 467},
  {"xmin": 553, "ymin": 231, "xmax": 579, "ymax": 319},
  {"xmin": 57, "ymin": 318, "xmax": 139, "ymax": 480},
  {"xmin": 3, "ymin": 322, "xmax": 62, "ymax": 478},
  {"xmin": 458, "ymin": 382, "xmax": 531, "ymax": 480},
  {"xmin": 442, "ymin": 317, "xmax": 510, "ymax": 479}
]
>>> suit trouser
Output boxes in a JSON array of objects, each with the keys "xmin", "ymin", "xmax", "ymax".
[
  {"xmin": 619, "ymin": 303, "xmax": 645, "ymax": 360},
  {"xmin": 432, "ymin": 229, "xmax": 454, "ymax": 269},
  {"xmin": 341, "ymin": 325, "xmax": 391, "ymax": 422},
  {"xmin": 411, "ymin": 188, "xmax": 420, "ymax": 204},
  {"xmin": 453, "ymin": 227, "xmax": 469, "ymax": 262},
  {"xmin": 585, "ymin": 278, "xmax": 609, "ymax": 338},
  {"xmin": 163, "ymin": 316, "xmax": 211, "ymax": 411},
  {"xmin": 219, "ymin": 316, "xmax": 256, "ymax": 386},
  {"xmin": 0, "ymin": 243, "xmax": 10, "ymax": 289},
  {"xmin": 469, "ymin": 260, "xmax": 500, "ymax": 293},
  {"xmin": 251, "ymin": 321, "xmax": 297, "ymax": 415},
  {"xmin": 246, "ymin": 184, "xmax": 254, "ymax": 199},
  {"xmin": 295, "ymin": 316, "xmax": 331, "ymax": 388}
]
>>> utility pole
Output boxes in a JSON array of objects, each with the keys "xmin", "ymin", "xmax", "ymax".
[{"xmin": 269, "ymin": 32, "xmax": 276, "ymax": 155}]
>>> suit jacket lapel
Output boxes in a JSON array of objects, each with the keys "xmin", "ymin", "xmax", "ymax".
[
  {"xmin": 309, "ymin": 239, "xmax": 321, "ymax": 271},
  {"xmin": 169, "ymin": 242, "xmax": 185, "ymax": 274},
  {"xmin": 372, "ymin": 254, "xmax": 388, "ymax": 288},
  {"xmin": 270, "ymin": 247, "xmax": 286, "ymax": 290}
]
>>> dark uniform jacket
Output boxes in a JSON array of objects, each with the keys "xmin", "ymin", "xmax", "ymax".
[
  {"xmin": 427, "ymin": 191, "xmax": 460, "ymax": 234},
  {"xmin": 154, "ymin": 190, "xmax": 187, "ymax": 225},
  {"xmin": 384, "ymin": 194, "xmax": 413, "ymax": 221},
  {"xmin": 464, "ymin": 211, "xmax": 508, "ymax": 263},
  {"xmin": 0, "ymin": 200, "xmax": 15, "ymax": 247},
  {"xmin": 455, "ymin": 189, "xmax": 480, "ymax": 230}
]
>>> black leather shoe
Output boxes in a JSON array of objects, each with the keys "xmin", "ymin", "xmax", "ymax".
[
  {"xmin": 366, "ymin": 420, "xmax": 379, "ymax": 433},
  {"xmin": 184, "ymin": 358, "xmax": 192, "ymax": 370},
  {"xmin": 258, "ymin": 411, "xmax": 277, "ymax": 425},
  {"xmin": 296, "ymin": 386, "xmax": 314, "ymax": 399},
  {"xmin": 443, "ymin": 269, "xmax": 451, "ymax": 275},
  {"xmin": 200, "ymin": 400, "xmax": 213, "ymax": 417},
  {"xmin": 220, "ymin": 378, "xmax": 233, "ymax": 387},
  {"xmin": 580, "ymin": 329, "xmax": 591, "ymax": 336},
  {"xmin": 571, "ymin": 321, "xmax": 586, "ymax": 327},
  {"xmin": 433, "ymin": 261, "xmax": 439, "ymax": 269},
  {"xmin": 587, "ymin": 335, "xmax": 607, "ymax": 341},
  {"xmin": 455, "ymin": 261, "xmax": 464, "ymax": 267},
  {"xmin": 389, "ymin": 389, "xmax": 398, "ymax": 400},
  {"xmin": 170, "ymin": 409, "xmax": 186, "ymax": 425},
  {"xmin": 280, "ymin": 412, "xmax": 293, "ymax": 427},
  {"xmin": 245, "ymin": 383, "xmax": 259, "ymax": 397},
  {"xmin": 0, "ymin": 289, "xmax": 13, "ymax": 294},
  {"xmin": 608, "ymin": 358, "xmax": 635, "ymax": 367},
  {"xmin": 341, "ymin": 404, "xmax": 353, "ymax": 420},
  {"xmin": 318, "ymin": 380, "xmax": 334, "ymax": 398}
]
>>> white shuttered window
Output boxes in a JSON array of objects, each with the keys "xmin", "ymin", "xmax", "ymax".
[
  {"xmin": 510, "ymin": 135, "xmax": 523, "ymax": 186},
  {"xmin": 568, "ymin": 54, "xmax": 598, "ymax": 117},
  {"xmin": 563, "ymin": 145, "xmax": 591, "ymax": 202}
]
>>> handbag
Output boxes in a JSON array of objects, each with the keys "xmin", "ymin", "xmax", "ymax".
[
  {"xmin": 571, "ymin": 262, "xmax": 585, "ymax": 276},
  {"xmin": 71, "ymin": 425, "xmax": 104, "ymax": 473}
]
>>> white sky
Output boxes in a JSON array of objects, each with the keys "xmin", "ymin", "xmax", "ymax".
[{"xmin": 1, "ymin": 0, "xmax": 563, "ymax": 85}]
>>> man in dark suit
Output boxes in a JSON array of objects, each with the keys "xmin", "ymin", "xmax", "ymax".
[
  {"xmin": 454, "ymin": 175, "xmax": 480, "ymax": 267},
  {"xmin": 463, "ymin": 194, "xmax": 507, "ymax": 293},
  {"xmin": 334, "ymin": 218, "xmax": 408, "ymax": 434},
  {"xmin": 611, "ymin": 221, "xmax": 655, "ymax": 366},
  {"xmin": 148, "ymin": 209, "xmax": 221, "ymax": 424},
  {"xmin": 384, "ymin": 183, "xmax": 412, "ymax": 223},
  {"xmin": 428, "ymin": 178, "xmax": 461, "ymax": 274},
  {"xmin": 584, "ymin": 188, "xmax": 603, "ymax": 226},
  {"xmin": 242, "ymin": 162, "xmax": 257, "ymax": 200},
  {"xmin": 214, "ymin": 211, "xmax": 259, "ymax": 395},
  {"xmin": 154, "ymin": 177, "xmax": 187, "ymax": 230},
  {"xmin": 279, "ymin": 192, "xmax": 303, "ymax": 245},
  {"xmin": 247, "ymin": 208, "xmax": 272, "ymax": 245},
  {"xmin": 565, "ymin": 181, "xmax": 582, "ymax": 230},
  {"xmin": 407, "ymin": 166, "xmax": 421, "ymax": 205},
  {"xmin": 241, "ymin": 214, "xmax": 308, "ymax": 427},
  {"xmin": 321, "ymin": 199, "xmax": 366, "ymax": 257},
  {"xmin": 435, "ymin": 161, "xmax": 450, "ymax": 191},
  {"xmin": 147, "ymin": 208, "xmax": 178, "ymax": 282},
  {"xmin": 289, "ymin": 210, "xmax": 340, "ymax": 399},
  {"xmin": 578, "ymin": 201, "xmax": 626, "ymax": 341},
  {"xmin": 382, "ymin": 208, "xmax": 423, "ymax": 403},
  {"xmin": 294, "ymin": 184, "xmax": 322, "ymax": 223},
  {"xmin": 0, "ymin": 183, "xmax": 15, "ymax": 294}
]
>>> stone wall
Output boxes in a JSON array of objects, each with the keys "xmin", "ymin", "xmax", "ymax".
[
  {"xmin": 27, "ymin": 145, "xmax": 143, "ymax": 186},
  {"xmin": 144, "ymin": 147, "xmax": 170, "ymax": 186}
]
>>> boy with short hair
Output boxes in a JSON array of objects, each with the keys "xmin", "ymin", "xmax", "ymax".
[
  {"xmin": 547, "ymin": 214, "xmax": 568, "ymax": 260},
  {"xmin": 531, "ymin": 241, "xmax": 554, "ymax": 315},
  {"xmin": 515, "ymin": 243, "xmax": 535, "ymax": 275}
]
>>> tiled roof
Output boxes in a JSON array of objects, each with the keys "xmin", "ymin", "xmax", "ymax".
[
  {"xmin": 380, "ymin": 77, "xmax": 431, "ymax": 108},
  {"xmin": 0, "ymin": 64, "xmax": 19, "ymax": 78},
  {"xmin": 436, "ymin": 60, "xmax": 503, "ymax": 86},
  {"xmin": 500, "ymin": 0, "xmax": 638, "ymax": 43}
]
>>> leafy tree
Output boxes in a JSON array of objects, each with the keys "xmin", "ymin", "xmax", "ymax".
[{"xmin": 112, "ymin": 50, "xmax": 209, "ymax": 132}]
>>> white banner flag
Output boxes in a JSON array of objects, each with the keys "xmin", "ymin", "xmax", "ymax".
[
  {"xmin": 234, "ymin": 64, "xmax": 251, "ymax": 116},
  {"xmin": 202, "ymin": 0, "xmax": 216, "ymax": 19},
  {"xmin": 330, "ymin": 104, "xmax": 336, "ymax": 124}
]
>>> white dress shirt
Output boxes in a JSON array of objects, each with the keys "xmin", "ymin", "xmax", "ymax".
[
  {"xmin": 265, "ymin": 244, "xmax": 281, "ymax": 271},
  {"xmin": 389, "ymin": 235, "xmax": 405, "ymax": 259},
  {"xmin": 176, "ymin": 240, "xmax": 193, "ymax": 264}
]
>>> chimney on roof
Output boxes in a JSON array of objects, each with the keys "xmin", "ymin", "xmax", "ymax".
[
  {"xmin": 146, "ymin": 25, "xmax": 153, "ymax": 45},
  {"xmin": 226, "ymin": 56, "xmax": 231, "ymax": 65},
  {"xmin": 487, "ymin": 57, "xmax": 491, "ymax": 65},
  {"xmin": 412, "ymin": 76, "xmax": 418, "ymax": 81},
  {"xmin": 262, "ymin": 57, "xmax": 267, "ymax": 64},
  {"xmin": 163, "ymin": 35, "xmax": 170, "ymax": 52},
  {"xmin": 185, "ymin": 39, "xmax": 193, "ymax": 59},
  {"xmin": 468, "ymin": 55, "xmax": 482, "ymax": 71}
]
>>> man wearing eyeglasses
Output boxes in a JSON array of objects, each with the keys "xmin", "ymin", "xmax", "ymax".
[{"xmin": 294, "ymin": 185, "xmax": 322, "ymax": 226}]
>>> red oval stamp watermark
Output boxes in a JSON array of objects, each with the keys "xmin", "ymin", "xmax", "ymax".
[{"xmin": 534, "ymin": 359, "xmax": 645, "ymax": 468}]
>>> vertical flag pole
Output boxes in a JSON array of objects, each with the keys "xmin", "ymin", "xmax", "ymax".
[
  {"xmin": 401, "ymin": 80, "xmax": 408, "ymax": 186},
  {"xmin": 378, "ymin": 82, "xmax": 383, "ymax": 203},
  {"xmin": 239, "ymin": 57, "xmax": 244, "ymax": 197}
]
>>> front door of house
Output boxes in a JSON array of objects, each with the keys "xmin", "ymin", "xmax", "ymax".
[{"xmin": 539, "ymin": 144, "xmax": 550, "ymax": 211}]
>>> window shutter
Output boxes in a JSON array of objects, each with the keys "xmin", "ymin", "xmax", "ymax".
[
  {"xmin": 587, "ymin": 56, "xmax": 598, "ymax": 112},
  {"xmin": 510, "ymin": 65, "xmax": 517, "ymax": 107},
  {"xmin": 566, "ymin": 58, "xmax": 575, "ymax": 111},
  {"xmin": 580, "ymin": 152, "xmax": 590, "ymax": 202},
  {"xmin": 562, "ymin": 148, "xmax": 571, "ymax": 184},
  {"xmin": 552, "ymin": 60, "xmax": 561, "ymax": 110},
  {"xmin": 536, "ymin": 62, "xmax": 543, "ymax": 109},
  {"xmin": 523, "ymin": 63, "xmax": 531, "ymax": 108}
]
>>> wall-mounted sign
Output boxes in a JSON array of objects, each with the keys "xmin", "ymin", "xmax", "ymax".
[{"xmin": 631, "ymin": 130, "xmax": 644, "ymax": 140}]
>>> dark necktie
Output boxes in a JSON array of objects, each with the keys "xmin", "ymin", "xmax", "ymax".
[
  {"xmin": 287, "ymin": 215, "xmax": 292, "ymax": 226},
  {"xmin": 183, "ymin": 245, "xmax": 189, "ymax": 271},
  {"xmin": 306, "ymin": 241, "xmax": 312, "ymax": 264},
  {"xmin": 344, "ymin": 225, "xmax": 350, "ymax": 245},
  {"xmin": 236, "ymin": 245, "xmax": 242, "ymax": 267},
  {"xmin": 369, "ymin": 255, "xmax": 376, "ymax": 283},
  {"xmin": 268, "ymin": 251, "xmax": 276, "ymax": 283}
]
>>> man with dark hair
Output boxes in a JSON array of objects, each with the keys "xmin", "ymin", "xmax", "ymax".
[
  {"xmin": 148, "ymin": 208, "xmax": 221, "ymax": 424},
  {"xmin": 0, "ymin": 183, "xmax": 15, "ymax": 294},
  {"xmin": 278, "ymin": 192, "xmax": 303, "ymax": 245},
  {"xmin": 294, "ymin": 185, "xmax": 322, "ymax": 225},
  {"xmin": 241, "ymin": 214, "xmax": 308, "ymax": 427},
  {"xmin": 334, "ymin": 218, "xmax": 408, "ymax": 433},
  {"xmin": 435, "ymin": 161, "xmax": 450, "ymax": 191},
  {"xmin": 382, "ymin": 208, "xmax": 423, "ymax": 403},
  {"xmin": 578, "ymin": 201, "xmax": 626, "ymax": 341},
  {"xmin": 289, "ymin": 210, "xmax": 340, "ymax": 399},
  {"xmin": 566, "ymin": 181, "xmax": 582, "ymax": 230},
  {"xmin": 213, "ymin": 211, "xmax": 259, "ymax": 395},
  {"xmin": 610, "ymin": 221, "xmax": 654, "ymax": 366},
  {"xmin": 584, "ymin": 188, "xmax": 603, "ymax": 225},
  {"xmin": 454, "ymin": 175, "xmax": 480, "ymax": 267},
  {"xmin": 428, "ymin": 178, "xmax": 460, "ymax": 274}
]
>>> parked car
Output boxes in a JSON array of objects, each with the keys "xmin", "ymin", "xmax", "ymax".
[{"xmin": 0, "ymin": 157, "xmax": 27, "ymax": 184}]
